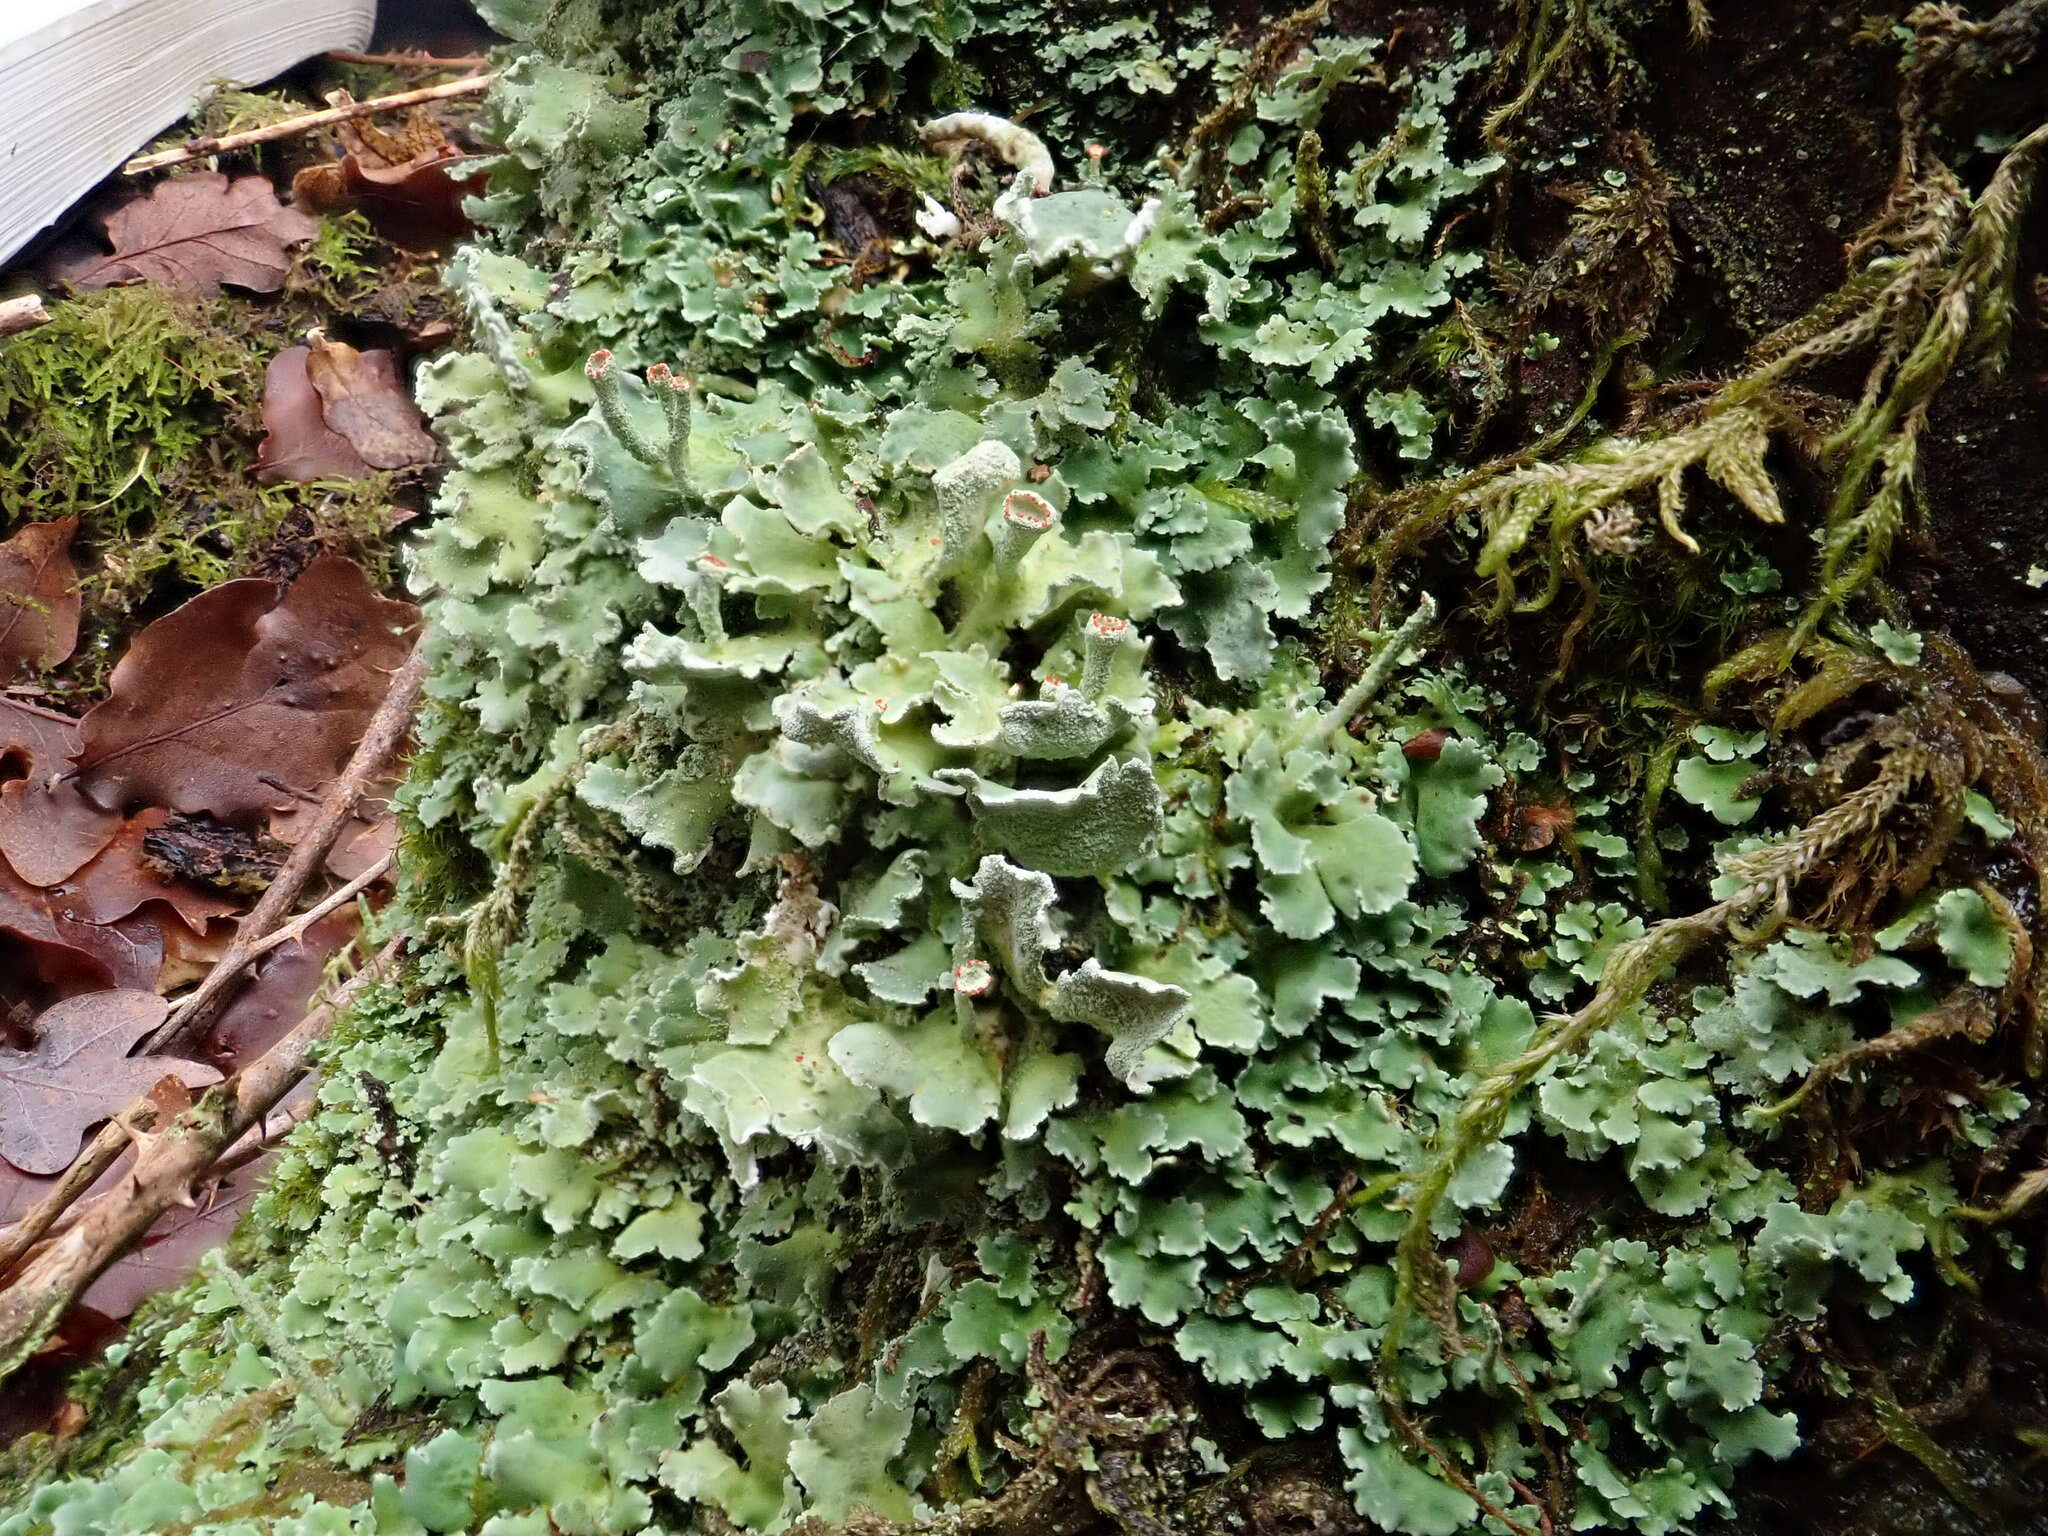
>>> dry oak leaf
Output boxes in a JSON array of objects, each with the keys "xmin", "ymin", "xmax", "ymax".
[
  {"xmin": 0, "ymin": 698, "xmax": 120, "ymax": 887},
  {"xmin": 0, "ymin": 990, "xmax": 219, "ymax": 1175},
  {"xmin": 158, "ymin": 917, "xmax": 231, "ymax": 996},
  {"xmin": 203, "ymin": 906, "xmax": 359, "ymax": 1067},
  {"xmin": 72, "ymin": 553, "xmax": 419, "ymax": 820},
  {"xmin": 269, "ymin": 782, "xmax": 397, "ymax": 882},
  {"xmin": 305, "ymin": 332, "xmax": 437, "ymax": 469},
  {"xmin": 256, "ymin": 334, "xmax": 435, "ymax": 483},
  {"xmin": 0, "ymin": 518, "xmax": 81, "ymax": 682},
  {"xmin": 47, "ymin": 173, "xmax": 320, "ymax": 297},
  {"xmin": 0, "ymin": 858, "xmax": 163, "ymax": 995}
]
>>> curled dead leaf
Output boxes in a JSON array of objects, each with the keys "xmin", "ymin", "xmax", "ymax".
[
  {"xmin": 0, "ymin": 699, "xmax": 120, "ymax": 887},
  {"xmin": 303, "ymin": 332, "xmax": 437, "ymax": 469},
  {"xmin": 1402, "ymin": 727, "xmax": 1453, "ymax": 762},
  {"xmin": 290, "ymin": 94, "xmax": 480, "ymax": 252},
  {"xmin": 254, "ymin": 346, "xmax": 371, "ymax": 483},
  {"xmin": 256, "ymin": 335, "xmax": 435, "ymax": 483},
  {"xmin": 159, "ymin": 918, "xmax": 232, "ymax": 996}
]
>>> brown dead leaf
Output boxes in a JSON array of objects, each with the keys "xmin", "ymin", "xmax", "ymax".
[
  {"xmin": 47, "ymin": 173, "xmax": 320, "ymax": 297},
  {"xmin": 204, "ymin": 907, "xmax": 360, "ymax": 1067},
  {"xmin": 253, "ymin": 346, "xmax": 373, "ymax": 484},
  {"xmin": 0, "ymin": 863, "xmax": 163, "ymax": 996},
  {"xmin": 72, "ymin": 554, "xmax": 419, "ymax": 820},
  {"xmin": 0, "ymin": 519, "xmax": 80, "ymax": 682},
  {"xmin": 79, "ymin": 1147, "xmax": 268, "ymax": 1317},
  {"xmin": 0, "ymin": 990, "xmax": 219, "ymax": 1174},
  {"xmin": 269, "ymin": 795, "xmax": 396, "ymax": 882},
  {"xmin": 304, "ymin": 333, "xmax": 437, "ymax": 469},
  {"xmin": 0, "ymin": 699, "xmax": 120, "ymax": 886},
  {"xmin": 159, "ymin": 918, "xmax": 231, "ymax": 995},
  {"xmin": 265, "ymin": 737, "xmax": 402, "ymax": 882},
  {"xmin": 336, "ymin": 96, "xmax": 451, "ymax": 167},
  {"xmin": 255, "ymin": 334, "xmax": 434, "ymax": 483}
]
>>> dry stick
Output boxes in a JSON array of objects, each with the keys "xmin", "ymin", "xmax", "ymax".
[
  {"xmin": 325, "ymin": 50, "xmax": 487, "ymax": 69},
  {"xmin": 0, "ymin": 295, "xmax": 50, "ymax": 339},
  {"xmin": 236, "ymin": 851, "xmax": 395, "ymax": 969},
  {"xmin": 144, "ymin": 641, "xmax": 425, "ymax": 1055},
  {"xmin": 0, "ymin": 940, "xmax": 403, "ymax": 1384},
  {"xmin": 122, "ymin": 76, "xmax": 496, "ymax": 174}
]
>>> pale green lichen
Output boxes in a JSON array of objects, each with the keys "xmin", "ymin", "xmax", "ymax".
[{"xmin": 4, "ymin": 4, "xmax": 2035, "ymax": 1535}]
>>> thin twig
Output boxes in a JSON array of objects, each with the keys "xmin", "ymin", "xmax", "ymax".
[
  {"xmin": 0, "ymin": 940, "xmax": 402, "ymax": 1384},
  {"xmin": 214, "ymin": 849, "xmax": 392, "ymax": 975},
  {"xmin": 0, "ymin": 295, "xmax": 51, "ymax": 340},
  {"xmin": 144, "ymin": 642, "xmax": 423, "ymax": 1055},
  {"xmin": 325, "ymin": 50, "xmax": 488, "ymax": 69},
  {"xmin": 123, "ymin": 77, "xmax": 496, "ymax": 174}
]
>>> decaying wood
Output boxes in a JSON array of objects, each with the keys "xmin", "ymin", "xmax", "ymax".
[
  {"xmin": 123, "ymin": 77, "xmax": 496, "ymax": 175},
  {"xmin": 0, "ymin": 295, "xmax": 51, "ymax": 339}
]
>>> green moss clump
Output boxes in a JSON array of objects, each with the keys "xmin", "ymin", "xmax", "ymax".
[{"xmin": 0, "ymin": 286, "xmax": 262, "ymax": 525}]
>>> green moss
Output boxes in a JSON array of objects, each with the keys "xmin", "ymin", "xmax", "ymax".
[
  {"xmin": 0, "ymin": 286, "xmax": 262, "ymax": 526},
  {"xmin": 288, "ymin": 210, "xmax": 384, "ymax": 310}
]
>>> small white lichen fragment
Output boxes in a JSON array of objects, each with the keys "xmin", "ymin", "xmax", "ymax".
[{"xmin": 915, "ymin": 195, "xmax": 962, "ymax": 239}]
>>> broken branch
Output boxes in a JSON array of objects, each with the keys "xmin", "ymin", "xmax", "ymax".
[
  {"xmin": 0, "ymin": 939, "xmax": 403, "ymax": 1384},
  {"xmin": 0, "ymin": 295, "xmax": 51, "ymax": 339},
  {"xmin": 123, "ymin": 77, "xmax": 496, "ymax": 175}
]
